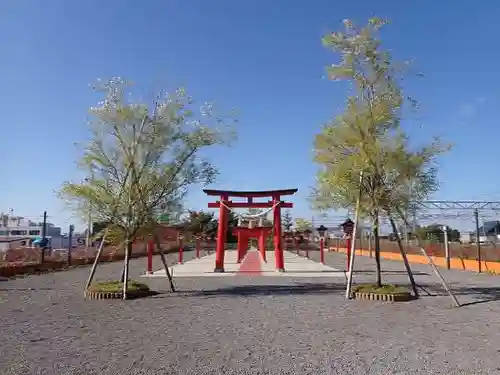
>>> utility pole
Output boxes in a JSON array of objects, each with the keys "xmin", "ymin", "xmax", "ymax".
[
  {"xmin": 442, "ymin": 225, "xmax": 450, "ymax": 269},
  {"xmin": 41, "ymin": 211, "xmax": 47, "ymax": 264},
  {"xmin": 68, "ymin": 224, "xmax": 74, "ymax": 266},
  {"xmin": 85, "ymin": 174, "xmax": 93, "ymax": 250},
  {"xmin": 86, "ymin": 208, "xmax": 92, "ymax": 250},
  {"xmin": 41, "ymin": 211, "xmax": 47, "ymax": 240},
  {"xmin": 412, "ymin": 206, "xmax": 417, "ymax": 245},
  {"xmin": 474, "ymin": 209, "xmax": 482, "ymax": 273}
]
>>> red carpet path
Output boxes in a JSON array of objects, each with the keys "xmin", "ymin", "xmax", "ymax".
[{"xmin": 236, "ymin": 250, "xmax": 263, "ymax": 276}]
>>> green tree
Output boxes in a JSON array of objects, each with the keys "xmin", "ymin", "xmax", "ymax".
[
  {"xmin": 282, "ymin": 210, "xmax": 293, "ymax": 232},
  {"xmin": 312, "ymin": 18, "xmax": 447, "ymax": 292},
  {"xmin": 414, "ymin": 224, "xmax": 460, "ymax": 243},
  {"xmin": 295, "ymin": 218, "xmax": 312, "ymax": 232},
  {"xmin": 180, "ymin": 210, "xmax": 217, "ymax": 236},
  {"xmin": 225, "ymin": 211, "xmax": 239, "ymax": 243},
  {"xmin": 245, "ymin": 208, "xmax": 263, "ymax": 218},
  {"xmin": 59, "ymin": 77, "xmax": 235, "ymax": 298}
]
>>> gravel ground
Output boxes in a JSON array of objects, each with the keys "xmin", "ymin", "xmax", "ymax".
[{"xmin": 2, "ymin": 248, "xmax": 500, "ymax": 374}]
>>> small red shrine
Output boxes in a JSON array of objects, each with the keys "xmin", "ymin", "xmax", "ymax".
[
  {"xmin": 232, "ymin": 225, "xmax": 273, "ymax": 263},
  {"xmin": 203, "ymin": 188, "xmax": 298, "ymax": 272}
]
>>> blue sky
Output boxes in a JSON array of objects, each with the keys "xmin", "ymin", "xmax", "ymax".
[{"xmin": 1, "ymin": 0, "xmax": 500, "ymax": 232}]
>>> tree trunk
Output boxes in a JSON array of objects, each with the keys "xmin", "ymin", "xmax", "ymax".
[
  {"xmin": 373, "ymin": 212, "xmax": 382, "ymax": 287},
  {"xmin": 122, "ymin": 239, "xmax": 132, "ymax": 300},
  {"xmin": 388, "ymin": 215, "xmax": 419, "ymax": 298}
]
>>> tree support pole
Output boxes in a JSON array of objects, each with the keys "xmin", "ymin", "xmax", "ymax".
[
  {"xmin": 84, "ymin": 230, "xmax": 108, "ymax": 294},
  {"xmin": 154, "ymin": 234, "xmax": 175, "ymax": 293},
  {"xmin": 346, "ymin": 237, "xmax": 352, "ymax": 271},
  {"xmin": 122, "ymin": 239, "xmax": 132, "ymax": 300},
  {"xmin": 388, "ymin": 215, "xmax": 419, "ymax": 298},
  {"xmin": 395, "ymin": 206, "xmax": 460, "ymax": 307},
  {"xmin": 345, "ymin": 171, "xmax": 363, "ymax": 299}
]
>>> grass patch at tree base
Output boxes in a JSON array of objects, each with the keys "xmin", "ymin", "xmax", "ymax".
[
  {"xmin": 352, "ymin": 283, "xmax": 413, "ymax": 302},
  {"xmin": 353, "ymin": 283, "xmax": 409, "ymax": 295},
  {"xmin": 85, "ymin": 280, "xmax": 158, "ymax": 300},
  {"xmin": 87, "ymin": 280, "xmax": 150, "ymax": 293}
]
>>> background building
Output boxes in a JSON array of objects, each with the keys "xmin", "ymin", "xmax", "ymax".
[{"xmin": 0, "ymin": 210, "xmax": 63, "ymax": 247}]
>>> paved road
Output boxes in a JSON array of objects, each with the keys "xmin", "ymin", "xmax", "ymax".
[{"xmin": 1, "ymin": 248, "xmax": 500, "ymax": 374}]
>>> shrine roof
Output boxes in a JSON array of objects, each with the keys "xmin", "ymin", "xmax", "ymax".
[{"xmin": 202, "ymin": 188, "xmax": 298, "ymax": 198}]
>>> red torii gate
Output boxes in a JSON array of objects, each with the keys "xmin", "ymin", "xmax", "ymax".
[
  {"xmin": 203, "ymin": 189, "xmax": 298, "ymax": 273},
  {"xmin": 232, "ymin": 226, "xmax": 273, "ymax": 264}
]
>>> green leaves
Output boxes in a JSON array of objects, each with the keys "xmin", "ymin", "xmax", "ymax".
[
  {"xmin": 180, "ymin": 210, "xmax": 217, "ymax": 235},
  {"xmin": 295, "ymin": 218, "xmax": 313, "ymax": 232},
  {"xmin": 312, "ymin": 18, "xmax": 449, "ymax": 222},
  {"xmin": 59, "ymin": 78, "xmax": 236, "ymax": 242},
  {"xmin": 325, "ymin": 65, "xmax": 354, "ymax": 81}
]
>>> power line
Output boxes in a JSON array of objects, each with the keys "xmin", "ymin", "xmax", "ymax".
[{"xmin": 413, "ymin": 201, "xmax": 500, "ymax": 210}]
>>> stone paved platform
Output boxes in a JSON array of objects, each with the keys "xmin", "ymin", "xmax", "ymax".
[{"xmin": 142, "ymin": 249, "xmax": 346, "ymax": 278}]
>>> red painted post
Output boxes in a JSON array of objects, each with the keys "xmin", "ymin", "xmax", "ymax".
[
  {"xmin": 258, "ymin": 231, "xmax": 267, "ymax": 262},
  {"xmin": 320, "ymin": 237, "xmax": 325, "ymax": 264},
  {"xmin": 214, "ymin": 195, "xmax": 228, "ymax": 272},
  {"xmin": 346, "ymin": 237, "xmax": 352, "ymax": 271},
  {"xmin": 146, "ymin": 240, "xmax": 154, "ymax": 274},
  {"xmin": 178, "ymin": 235, "xmax": 184, "ymax": 264},
  {"xmin": 237, "ymin": 232, "xmax": 244, "ymax": 263},
  {"xmin": 241, "ymin": 233, "xmax": 248, "ymax": 258},
  {"xmin": 195, "ymin": 238, "xmax": 201, "ymax": 258},
  {"xmin": 273, "ymin": 198, "xmax": 285, "ymax": 272}
]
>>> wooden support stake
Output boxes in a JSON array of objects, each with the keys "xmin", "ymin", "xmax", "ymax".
[
  {"xmin": 122, "ymin": 240, "xmax": 131, "ymax": 300},
  {"xmin": 388, "ymin": 215, "xmax": 419, "ymax": 298},
  {"xmin": 395, "ymin": 206, "xmax": 460, "ymax": 307},
  {"xmin": 345, "ymin": 171, "xmax": 363, "ymax": 299},
  {"xmin": 84, "ymin": 230, "xmax": 108, "ymax": 294},
  {"xmin": 154, "ymin": 235, "xmax": 176, "ymax": 293}
]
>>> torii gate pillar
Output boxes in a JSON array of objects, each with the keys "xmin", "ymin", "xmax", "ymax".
[
  {"xmin": 273, "ymin": 194, "xmax": 284, "ymax": 271},
  {"xmin": 213, "ymin": 194, "xmax": 229, "ymax": 272},
  {"xmin": 204, "ymin": 189, "xmax": 298, "ymax": 273}
]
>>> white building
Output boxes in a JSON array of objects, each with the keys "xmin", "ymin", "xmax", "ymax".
[{"xmin": 0, "ymin": 211, "xmax": 62, "ymax": 246}]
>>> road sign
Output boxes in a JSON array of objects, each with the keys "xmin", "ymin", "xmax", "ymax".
[{"xmin": 158, "ymin": 213, "xmax": 170, "ymax": 224}]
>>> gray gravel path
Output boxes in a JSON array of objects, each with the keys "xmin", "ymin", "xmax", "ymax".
[{"xmin": 2, "ymin": 248, "xmax": 500, "ymax": 374}]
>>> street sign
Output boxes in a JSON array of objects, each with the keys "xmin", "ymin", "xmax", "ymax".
[
  {"xmin": 341, "ymin": 219, "xmax": 354, "ymax": 234},
  {"xmin": 158, "ymin": 213, "xmax": 170, "ymax": 224}
]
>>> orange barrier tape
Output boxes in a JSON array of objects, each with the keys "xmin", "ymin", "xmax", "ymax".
[{"xmin": 329, "ymin": 247, "xmax": 500, "ymax": 274}]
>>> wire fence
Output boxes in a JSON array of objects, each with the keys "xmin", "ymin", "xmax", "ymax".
[
  {"xmin": 0, "ymin": 238, "xmax": 183, "ymax": 265},
  {"xmin": 3, "ymin": 206, "xmax": 500, "ymax": 270}
]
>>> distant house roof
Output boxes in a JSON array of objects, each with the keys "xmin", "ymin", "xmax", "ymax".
[{"xmin": 477, "ymin": 221, "xmax": 500, "ymax": 235}]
